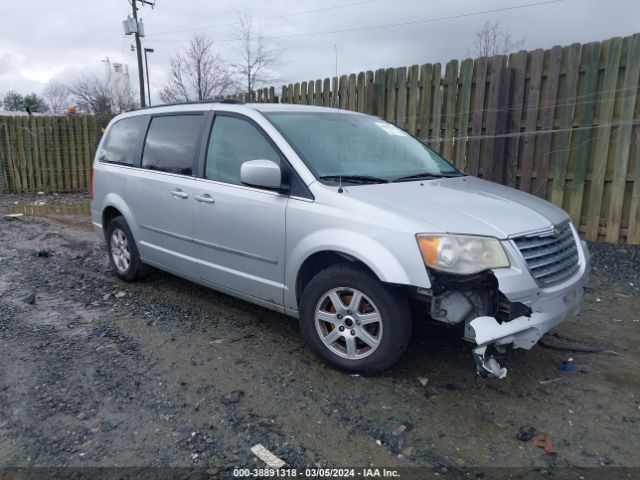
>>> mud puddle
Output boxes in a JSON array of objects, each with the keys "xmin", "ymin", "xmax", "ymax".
[{"xmin": 7, "ymin": 200, "xmax": 90, "ymax": 217}]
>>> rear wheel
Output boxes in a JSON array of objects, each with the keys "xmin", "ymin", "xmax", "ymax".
[
  {"xmin": 299, "ymin": 264, "xmax": 412, "ymax": 375},
  {"xmin": 106, "ymin": 216, "xmax": 148, "ymax": 281}
]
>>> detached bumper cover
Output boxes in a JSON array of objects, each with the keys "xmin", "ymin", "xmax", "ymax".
[
  {"xmin": 469, "ymin": 239, "xmax": 590, "ymax": 377},
  {"xmin": 469, "ymin": 282, "xmax": 584, "ymax": 350}
]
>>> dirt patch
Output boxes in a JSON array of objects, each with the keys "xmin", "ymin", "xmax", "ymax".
[{"xmin": 1, "ymin": 193, "xmax": 639, "ymax": 476}]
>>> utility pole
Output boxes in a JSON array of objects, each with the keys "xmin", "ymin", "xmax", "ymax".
[
  {"xmin": 131, "ymin": 1, "xmax": 146, "ymax": 107},
  {"xmin": 144, "ymin": 48, "xmax": 154, "ymax": 106}
]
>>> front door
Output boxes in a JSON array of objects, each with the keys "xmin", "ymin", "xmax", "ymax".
[{"xmin": 193, "ymin": 113, "xmax": 288, "ymax": 305}]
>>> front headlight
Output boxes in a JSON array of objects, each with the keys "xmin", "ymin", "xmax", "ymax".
[{"xmin": 416, "ymin": 234, "xmax": 509, "ymax": 275}]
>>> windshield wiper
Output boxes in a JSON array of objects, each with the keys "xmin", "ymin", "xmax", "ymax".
[
  {"xmin": 319, "ymin": 175, "xmax": 389, "ymax": 184},
  {"xmin": 392, "ymin": 172, "xmax": 463, "ymax": 182}
]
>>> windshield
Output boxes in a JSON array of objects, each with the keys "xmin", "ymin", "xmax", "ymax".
[{"xmin": 263, "ymin": 111, "xmax": 461, "ymax": 184}]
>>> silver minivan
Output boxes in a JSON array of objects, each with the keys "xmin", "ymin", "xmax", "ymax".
[{"xmin": 91, "ymin": 102, "xmax": 589, "ymax": 378}]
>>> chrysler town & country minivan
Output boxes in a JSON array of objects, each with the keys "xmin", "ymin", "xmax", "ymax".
[{"xmin": 91, "ymin": 102, "xmax": 590, "ymax": 378}]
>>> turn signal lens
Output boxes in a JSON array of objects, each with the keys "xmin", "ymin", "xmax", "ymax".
[{"xmin": 416, "ymin": 234, "xmax": 509, "ymax": 275}]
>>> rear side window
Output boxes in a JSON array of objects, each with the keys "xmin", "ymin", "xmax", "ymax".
[
  {"xmin": 205, "ymin": 115, "xmax": 280, "ymax": 185},
  {"xmin": 98, "ymin": 116, "xmax": 147, "ymax": 165},
  {"xmin": 142, "ymin": 114, "xmax": 204, "ymax": 175}
]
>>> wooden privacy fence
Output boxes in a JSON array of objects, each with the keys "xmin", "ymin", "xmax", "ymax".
[
  {"xmin": 0, "ymin": 115, "xmax": 100, "ymax": 195},
  {"xmin": 249, "ymin": 34, "xmax": 640, "ymax": 244}
]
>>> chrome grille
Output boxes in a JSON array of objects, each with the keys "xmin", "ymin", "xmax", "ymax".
[{"xmin": 512, "ymin": 224, "xmax": 580, "ymax": 287}]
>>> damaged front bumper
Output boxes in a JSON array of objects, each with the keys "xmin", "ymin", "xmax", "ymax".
[
  {"xmin": 468, "ymin": 238, "xmax": 590, "ymax": 378},
  {"xmin": 469, "ymin": 280, "xmax": 586, "ymax": 378},
  {"xmin": 422, "ymin": 231, "xmax": 590, "ymax": 379}
]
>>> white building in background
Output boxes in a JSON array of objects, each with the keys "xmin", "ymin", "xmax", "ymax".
[
  {"xmin": 103, "ymin": 59, "xmax": 132, "ymax": 112},
  {"xmin": 109, "ymin": 62, "xmax": 130, "ymax": 95}
]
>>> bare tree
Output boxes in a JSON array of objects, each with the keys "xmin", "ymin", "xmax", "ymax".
[
  {"xmin": 43, "ymin": 80, "xmax": 71, "ymax": 114},
  {"xmin": 110, "ymin": 78, "xmax": 137, "ymax": 113},
  {"xmin": 159, "ymin": 34, "xmax": 234, "ymax": 104},
  {"xmin": 68, "ymin": 75, "xmax": 112, "ymax": 124},
  {"xmin": 232, "ymin": 10, "xmax": 283, "ymax": 95},
  {"xmin": 468, "ymin": 22, "xmax": 526, "ymax": 58},
  {"xmin": 69, "ymin": 74, "xmax": 136, "ymax": 121}
]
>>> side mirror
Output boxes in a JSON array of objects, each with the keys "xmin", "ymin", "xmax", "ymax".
[{"xmin": 240, "ymin": 159, "xmax": 283, "ymax": 189}]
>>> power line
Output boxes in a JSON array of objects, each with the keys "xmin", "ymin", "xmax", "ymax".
[
  {"xmin": 407, "ymin": 85, "xmax": 640, "ymax": 121},
  {"xmin": 419, "ymin": 119, "xmax": 639, "ymax": 144},
  {"xmin": 276, "ymin": 84, "xmax": 639, "ymax": 123},
  {"xmin": 146, "ymin": 0, "xmax": 380, "ymax": 38},
  {"xmin": 265, "ymin": 0, "xmax": 564, "ymax": 40},
  {"xmin": 145, "ymin": 0, "xmax": 563, "ymax": 44},
  {"xmin": 264, "ymin": 0, "xmax": 379, "ymax": 21}
]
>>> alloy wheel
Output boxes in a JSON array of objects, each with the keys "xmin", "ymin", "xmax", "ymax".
[
  {"xmin": 110, "ymin": 228, "xmax": 131, "ymax": 273},
  {"xmin": 314, "ymin": 287, "xmax": 383, "ymax": 360}
]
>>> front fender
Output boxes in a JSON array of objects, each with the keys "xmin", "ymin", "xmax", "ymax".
[{"xmin": 284, "ymin": 228, "xmax": 430, "ymax": 309}]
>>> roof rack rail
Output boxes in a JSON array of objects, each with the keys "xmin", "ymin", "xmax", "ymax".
[
  {"xmin": 129, "ymin": 98, "xmax": 246, "ymax": 112},
  {"xmin": 213, "ymin": 98, "xmax": 245, "ymax": 104}
]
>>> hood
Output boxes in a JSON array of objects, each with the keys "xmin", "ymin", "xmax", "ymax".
[{"xmin": 343, "ymin": 176, "xmax": 568, "ymax": 238}]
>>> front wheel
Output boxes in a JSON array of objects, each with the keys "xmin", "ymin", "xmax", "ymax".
[{"xmin": 299, "ymin": 264, "xmax": 412, "ymax": 375}]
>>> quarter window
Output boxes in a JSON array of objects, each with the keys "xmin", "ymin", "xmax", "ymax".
[
  {"xmin": 98, "ymin": 116, "xmax": 147, "ymax": 165},
  {"xmin": 205, "ymin": 115, "xmax": 280, "ymax": 185},
  {"xmin": 142, "ymin": 114, "xmax": 204, "ymax": 175}
]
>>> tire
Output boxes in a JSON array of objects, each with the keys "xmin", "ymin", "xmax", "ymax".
[
  {"xmin": 105, "ymin": 216, "xmax": 149, "ymax": 282},
  {"xmin": 299, "ymin": 263, "xmax": 412, "ymax": 375}
]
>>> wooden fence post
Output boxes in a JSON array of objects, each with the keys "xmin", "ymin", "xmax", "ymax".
[
  {"xmin": 338, "ymin": 75, "xmax": 348, "ymax": 109},
  {"xmin": 467, "ymin": 57, "xmax": 487, "ymax": 176},
  {"xmin": 519, "ymin": 49, "xmax": 544, "ymax": 192},
  {"xmin": 322, "ymin": 78, "xmax": 331, "ymax": 107},
  {"xmin": 504, "ymin": 51, "xmax": 528, "ymax": 188},
  {"xmin": 356, "ymin": 72, "xmax": 366, "ymax": 113},
  {"xmin": 430, "ymin": 64, "xmax": 442, "ymax": 153},
  {"xmin": 493, "ymin": 58, "xmax": 512, "ymax": 184},
  {"xmin": 533, "ymin": 45, "xmax": 562, "ymax": 198},
  {"xmin": 307, "ymin": 81, "xmax": 314, "ymax": 105},
  {"xmin": 396, "ymin": 67, "xmax": 407, "ymax": 130},
  {"xmin": 550, "ymin": 44, "xmax": 582, "ymax": 207},
  {"xmin": 406, "ymin": 65, "xmax": 419, "ymax": 135},
  {"xmin": 374, "ymin": 68, "xmax": 386, "ymax": 118},
  {"xmin": 454, "ymin": 58, "xmax": 474, "ymax": 171},
  {"xmin": 36, "ymin": 117, "xmax": 47, "ymax": 191},
  {"xmin": 0, "ymin": 121, "xmax": 6, "ymax": 193},
  {"xmin": 585, "ymin": 37, "xmax": 623, "ymax": 241},
  {"xmin": 384, "ymin": 68, "xmax": 396, "ymax": 124},
  {"xmin": 442, "ymin": 60, "xmax": 458, "ymax": 162},
  {"xmin": 417, "ymin": 64, "xmax": 433, "ymax": 142}
]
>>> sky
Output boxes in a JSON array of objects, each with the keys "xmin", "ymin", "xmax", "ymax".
[{"xmin": 0, "ymin": 0, "xmax": 638, "ymax": 105}]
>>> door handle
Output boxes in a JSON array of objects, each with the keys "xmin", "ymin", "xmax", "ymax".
[
  {"xmin": 195, "ymin": 194, "xmax": 215, "ymax": 204},
  {"xmin": 170, "ymin": 189, "xmax": 189, "ymax": 199}
]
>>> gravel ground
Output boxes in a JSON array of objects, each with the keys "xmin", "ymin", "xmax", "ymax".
[{"xmin": 0, "ymin": 193, "xmax": 639, "ymax": 478}]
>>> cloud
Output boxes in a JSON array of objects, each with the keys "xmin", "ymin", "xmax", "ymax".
[
  {"xmin": 0, "ymin": 52, "xmax": 14, "ymax": 76},
  {"xmin": 0, "ymin": 0, "xmax": 638, "ymax": 103}
]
